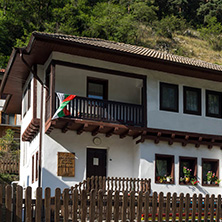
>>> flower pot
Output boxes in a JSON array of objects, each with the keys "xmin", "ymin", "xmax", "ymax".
[
  {"xmin": 156, "ymin": 176, "xmax": 160, "ymax": 181},
  {"xmin": 185, "ymin": 177, "xmax": 190, "ymax": 183},
  {"xmin": 207, "ymin": 181, "xmax": 211, "ymax": 185},
  {"xmin": 167, "ymin": 178, "xmax": 171, "ymax": 182}
]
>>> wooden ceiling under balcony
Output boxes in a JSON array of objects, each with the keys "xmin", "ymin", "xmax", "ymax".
[{"xmin": 45, "ymin": 117, "xmax": 222, "ymax": 149}]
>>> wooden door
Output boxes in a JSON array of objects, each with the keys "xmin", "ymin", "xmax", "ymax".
[{"xmin": 86, "ymin": 148, "xmax": 107, "ymax": 178}]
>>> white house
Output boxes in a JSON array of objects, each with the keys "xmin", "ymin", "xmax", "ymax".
[{"xmin": 1, "ymin": 32, "xmax": 222, "ymax": 196}]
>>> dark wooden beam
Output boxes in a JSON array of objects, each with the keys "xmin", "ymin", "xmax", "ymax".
[
  {"xmin": 133, "ymin": 130, "xmax": 146, "ymax": 140},
  {"xmin": 62, "ymin": 122, "xmax": 73, "ymax": 133},
  {"xmin": 91, "ymin": 125, "xmax": 104, "ymax": 136},
  {"xmin": 120, "ymin": 129, "xmax": 130, "ymax": 139},
  {"xmin": 77, "ymin": 123, "xmax": 88, "ymax": 135},
  {"xmin": 106, "ymin": 127, "xmax": 119, "ymax": 137}
]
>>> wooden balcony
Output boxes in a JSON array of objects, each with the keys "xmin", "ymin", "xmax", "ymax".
[
  {"xmin": 55, "ymin": 95, "xmax": 144, "ymax": 127},
  {"xmin": 45, "ymin": 94, "xmax": 146, "ymax": 136}
]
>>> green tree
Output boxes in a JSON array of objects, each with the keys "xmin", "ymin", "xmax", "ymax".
[{"xmin": 0, "ymin": 129, "xmax": 19, "ymax": 160}]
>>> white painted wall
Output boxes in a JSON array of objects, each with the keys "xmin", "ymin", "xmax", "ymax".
[
  {"xmin": 55, "ymin": 65, "xmax": 142, "ymax": 105},
  {"xmin": 138, "ymin": 140, "xmax": 222, "ymax": 196},
  {"xmin": 41, "ymin": 130, "xmax": 135, "ymax": 194}
]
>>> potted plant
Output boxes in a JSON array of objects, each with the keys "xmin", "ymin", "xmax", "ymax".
[
  {"xmin": 215, "ymin": 178, "xmax": 221, "ymax": 185},
  {"xmin": 206, "ymin": 171, "xmax": 213, "ymax": 184},
  {"xmin": 191, "ymin": 178, "xmax": 199, "ymax": 186},
  {"xmin": 183, "ymin": 167, "xmax": 192, "ymax": 183},
  {"xmin": 166, "ymin": 175, "xmax": 172, "ymax": 182}
]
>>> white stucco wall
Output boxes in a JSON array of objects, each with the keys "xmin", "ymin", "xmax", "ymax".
[
  {"xmin": 41, "ymin": 130, "xmax": 136, "ymax": 193},
  {"xmin": 55, "ymin": 65, "xmax": 142, "ymax": 105},
  {"xmin": 138, "ymin": 140, "xmax": 222, "ymax": 196}
]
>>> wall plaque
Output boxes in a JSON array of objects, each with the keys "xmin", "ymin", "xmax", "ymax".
[{"xmin": 57, "ymin": 152, "xmax": 75, "ymax": 177}]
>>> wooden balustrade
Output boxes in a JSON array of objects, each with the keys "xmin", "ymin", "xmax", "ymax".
[
  {"xmin": 0, "ymin": 158, "xmax": 19, "ymax": 174},
  {"xmin": 54, "ymin": 95, "xmax": 144, "ymax": 127},
  {"xmin": 1, "ymin": 184, "xmax": 222, "ymax": 222},
  {"xmin": 72, "ymin": 176, "xmax": 151, "ymax": 194}
]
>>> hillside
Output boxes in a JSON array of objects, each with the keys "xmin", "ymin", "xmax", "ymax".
[{"xmin": 0, "ymin": 0, "xmax": 222, "ymax": 68}]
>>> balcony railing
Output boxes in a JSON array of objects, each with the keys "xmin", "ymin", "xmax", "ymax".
[{"xmin": 52, "ymin": 95, "xmax": 145, "ymax": 127}]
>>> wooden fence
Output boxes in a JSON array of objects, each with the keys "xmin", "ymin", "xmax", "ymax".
[
  {"xmin": 1, "ymin": 184, "xmax": 222, "ymax": 222},
  {"xmin": 0, "ymin": 158, "xmax": 19, "ymax": 174},
  {"xmin": 73, "ymin": 176, "xmax": 151, "ymax": 194}
]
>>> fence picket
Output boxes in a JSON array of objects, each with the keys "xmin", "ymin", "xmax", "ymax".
[
  {"xmin": 179, "ymin": 193, "xmax": 184, "ymax": 222},
  {"xmin": 144, "ymin": 191, "xmax": 149, "ymax": 222},
  {"xmin": 216, "ymin": 195, "xmax": 221, "ymax": 222},
  {"xmin": 25, "ymin": 186, "xmax": 32, "ymax": 222},
  {"xmin": 152, "ymin": 192, "xmax": 157, "ymax": 222},
  {"xmin": 89, "ymin": 189, "xmax": 96, "ymax": 222},
  {"xmin": 44, "ymin": 187, "xmax": 51, "ymax": 222},
  {"xmin": 36, "ymin": 187, "xmax": 42, "ymax": 222},
  {"xmin": 137, "ymin": 191, "xmax": 143, "ymax": 222},
  {"xmin": 185, "ymin": 193, "xmax": 190, "ymax": 222},
  {"xmin": 204, "ymin": 194, "xmax": 209, "ymax": 222},
  {"xmin": 210, "ymin": 194, "xmax": 215, "ymax": 222},
  {"xmin": 63, "ymin": 188, "xmax": 69, "ymax": 222},
  {"xmin": 158, "ymin": 192, "xmax": 164, "ymax": 222},
  {"xmin": 198, "ymin": 194, "xmax": 202, "ymax": 222},
  {"xmin": 81, "ymin": 190, "xmax": 87, "ymax": 222},
  {"xmin": 16, "ymin": 185, "xmax": 23, "ymax": 222},
  {"xmin": 122, "ymin": 191, "xmax": 128, "ymax": 222},
  {"xmin": 191, "ymin": 194, "xmax": 197, "ymax": 222},
  {"xmin": 106, "ymin": 190, "xmax": 112, "ymax": 222},
  {"xmin": 55, "ymin": 188, "xmax": 61, "ymax": 222},
  {"xmin": 165, "ymin": 192, "xmax": 171, "ymax": 222},
  {"xmin": 172, "ymin": 193, "xmax": 177, "ymax": 222},
  {"xmin": 98, "ymin": 190, "xmax": 103, "ymax": 222},
  {"xmin": 5, "ymin": 185, "xmax": 12, "ymax": 222},
  {"xmin": 114, "ymin": 191, "xmax": 119, "ymax": 222}
]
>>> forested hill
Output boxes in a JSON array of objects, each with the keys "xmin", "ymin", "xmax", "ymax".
[{"xmin": 0, "ymin": 0, "xmax": 222, "ymax": 68}]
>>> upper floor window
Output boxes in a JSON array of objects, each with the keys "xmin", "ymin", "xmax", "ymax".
[
  {"xmin": 23, "ymin": 81, "xmax": 31, "ymax": 117},
  {"xmin": 87, "ymin": 77, "xmax": 108, "ymax": 100},
  {"xmin": 1, "ymin": 112, "xmax": 16, "ymax": 125},
  {"xmin": 183, "ymin": 86, "xmax": 201, "ymax": 115},
  {"xmin": 206, "ymin": 90, "xmax": 221, "ymax": 118},
  {"xmin": 160, "ymin": 82, "xmax": 178, "ymax": 112}
]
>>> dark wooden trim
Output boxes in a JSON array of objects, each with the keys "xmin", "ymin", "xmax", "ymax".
[
  {"xmin": 143, "ymin": 76, "xmax": 147, "ymax": 126},
  {"xmin": 52, "ymin": 59, "xmax": 147, "ymax": 80},
  {"xmin": 206, "ymin": 90, "xmax": 222, "ymax": 118},
  {"xmin": 87, "ymin": 77, "xmax": 108, "ymax": 100},
  {"xmin": 50, "ymin": 63, "xmax": 55, "ymax": 119},
  {"xmin": 32, "ymin": 155, "xmax": 34, "ymax": 183},
  {"xmin": 179, "ymin": 156, "xmax": 197, "ymax": 185},
  {"xmin": 183, "ymin": 86, "xmax": 201, "ymax": 116},
  {"xmin": 155, "ymin": 154, "xmax": 175, "ymax": 184},
  {"xmin": 201, "ymin": 158, "xmax": 219, "ymax": 187},
  {"xmin": 160, "ymin": 82, "xmax": 179, "ymax": 112},
  {"xmin": 35, "ymin": 151, "xmax": 38, "ymax": 181},
  {"xmin": 22, "ymin": 118, "xmax": 40, "ymax": 142},
  {"xmin": 33, "ymin": 77, "xmax": 37, "ymax": 118}
]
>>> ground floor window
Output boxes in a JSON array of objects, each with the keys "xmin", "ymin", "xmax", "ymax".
[
  {"xmin": 155, "ymin": 154, "xmax": 174, "ymax": 184},
  {"xmin": 179, "ymin": 156, "xmax": 197, "ymax": 185},
  {"xmin": 202, "ymin": 158, "xmax": 219, "ymax": 186}
]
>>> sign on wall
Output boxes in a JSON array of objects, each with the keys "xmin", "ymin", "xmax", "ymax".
[{"xmin": 57, "ymin": 152, "xmax": 75, "ymax": 177}]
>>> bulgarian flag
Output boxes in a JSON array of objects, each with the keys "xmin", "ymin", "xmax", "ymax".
[{"xmin": 52, "ymin": 92, "xmax": 76, "ymax": 119}]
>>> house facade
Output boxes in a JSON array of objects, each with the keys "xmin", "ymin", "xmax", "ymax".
[{"xmin": 1, "ymin": 32, "xmax": 222, "ymax": 196}]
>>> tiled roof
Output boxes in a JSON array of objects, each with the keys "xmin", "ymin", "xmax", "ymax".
[{"xmin": 33, "ymin": 31, "xmax": 222, "ymax": 72}]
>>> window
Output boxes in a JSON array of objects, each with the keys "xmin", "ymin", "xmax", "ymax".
[
  {"xmin": 36, "ymin": 152, "xmax": 38, "ymax": 181},
  {"xmin": 202, "ymin": 158, "xmax": 219, "ymax": 186},
  {"xmin": 155, "ymin": 154, "xmax": 174, "ymax": 184},
  {"xmin": 206, "ymin": 90, "xmax": 221, "ymax": 118},
  {"xmin": 179, "ymin": 157, "xmax": 197, "ymax": 185},
  {"xmin": 87, "ymin": 77, "xmax": 108, "ymax": 100},
  {"xmin": 184, "ymin": 86, "xmax": 201, "ymax": 115},
  {"xmin": 1, "ymin": 112, "xmax": 15, "ymax": 125},
  {"xmin": 160, "ymin": 82, "xmax": 178, "ymax": 112},
  {"xmin": 23, "ymin": 81, "xmax": 31, "ymax": 117}
]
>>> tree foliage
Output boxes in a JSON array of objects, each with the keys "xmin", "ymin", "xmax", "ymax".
[{"xmin": 0, "ymin": 0, "xmax": 221, "ymax": 68}]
